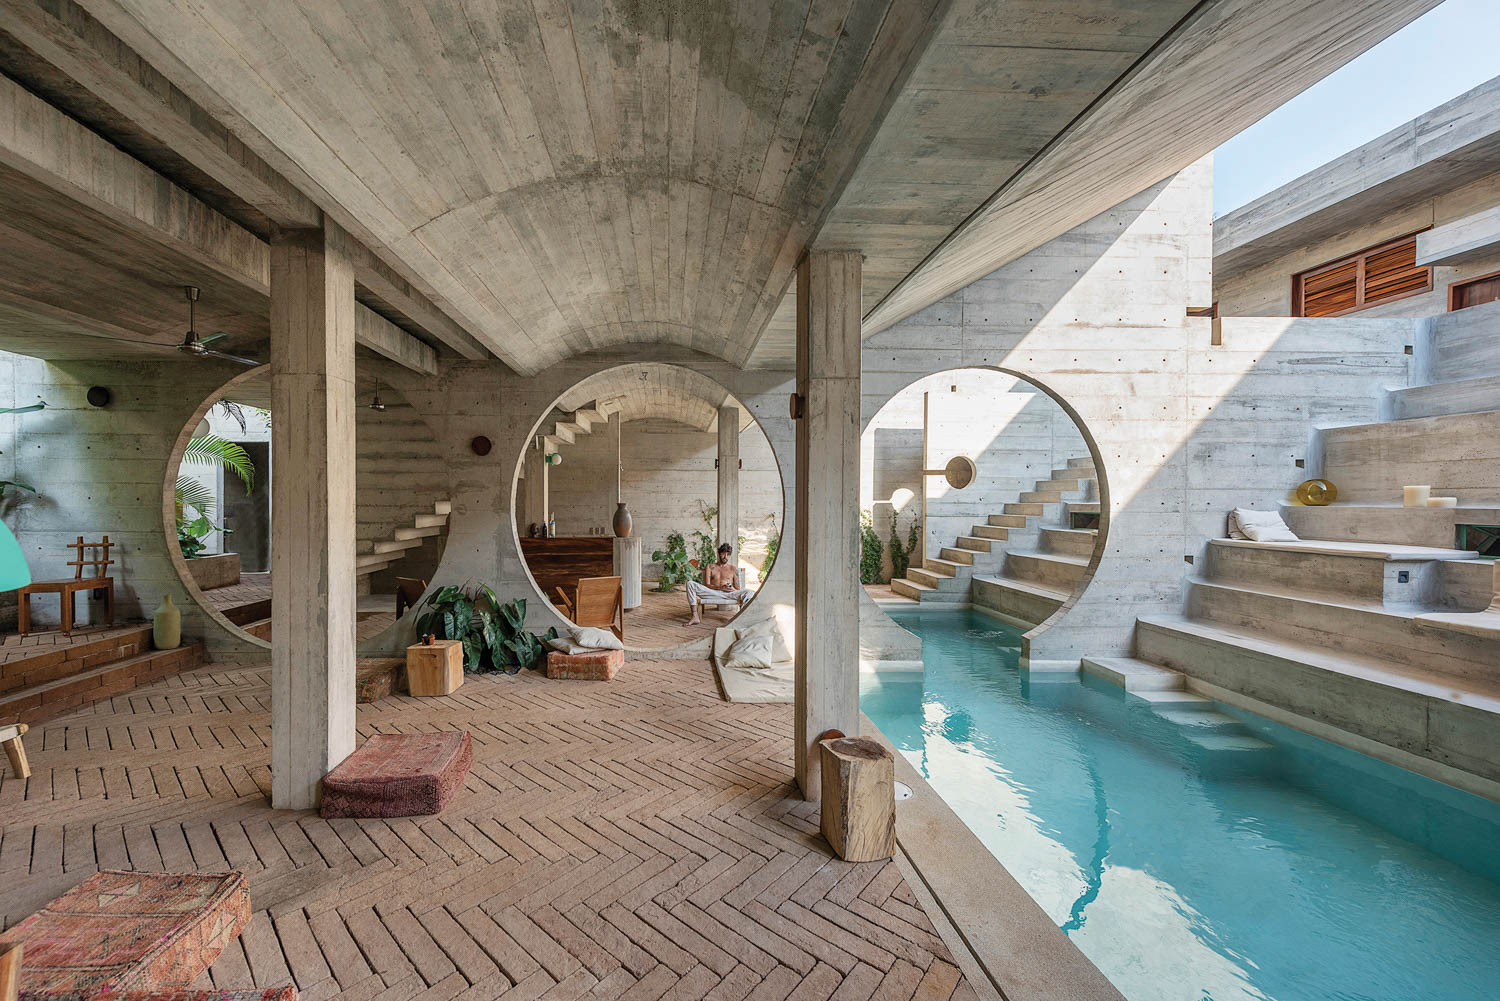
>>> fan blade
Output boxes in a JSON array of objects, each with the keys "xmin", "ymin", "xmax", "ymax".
[
  {"xmin": 199, "ymin": 332, "xmax": 231, "ymax": 347},
  {"xmin": 204, "ymin": 349, "xmax": 261, "ymax": 367}
]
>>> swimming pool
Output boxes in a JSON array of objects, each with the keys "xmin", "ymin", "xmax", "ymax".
[{"xmin": 862, "ymin": 608, "xmax": 1500, "ymax": 1001}]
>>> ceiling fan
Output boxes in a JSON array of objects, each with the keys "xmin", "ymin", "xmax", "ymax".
[{"xmin": 177, "ymin": 286, "xmax": 259, "ymax": 366}]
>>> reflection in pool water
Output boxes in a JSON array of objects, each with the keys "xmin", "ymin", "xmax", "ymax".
[{"xmin": 861, "ymin": 608, "xmax": 1500, "ymax": 1001}]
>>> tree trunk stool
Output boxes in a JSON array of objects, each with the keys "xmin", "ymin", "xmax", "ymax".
[
  {"xmin": 1, "ymin": 724, "xmax": 29, "ymax": 779},
  {"xmin": 405, "ymin": 640, "xmax": 463, "ymax": 696},
  {"xmin": 320, "ymin": 732, "xmax": 472, "ymax": 818},
  {"xmin": 354, "ymin": 659, "xmax": 406, "ymax": 703},
  {"xmin": 546, "ymin": 648, "xmax": 623, "ymax": 681},
  {"xmin": 819, "ymin": 736, "xmax": 896, "ymax": 862},
  {"xmin": 0, "ymin": 870, "xmax": 250, "ymax": 998}
]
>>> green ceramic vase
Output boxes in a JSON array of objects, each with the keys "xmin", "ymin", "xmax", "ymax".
[{"xmin": 153, "ymin": 594, "xmax": 182, "ymax": 650}]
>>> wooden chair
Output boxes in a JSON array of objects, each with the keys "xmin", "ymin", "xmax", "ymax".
[
  {"xmin": 0, "ymin": 723, "xmax": 26, "ymax": 780},
  {"xmin": 17, "ymin": 536, "xmax": 115, "ymax": 635},
  {"xmin": 687, "ymin": 559, "xmax": 747, "ymax": 614},
  {"xmin": 395, "ymin": 576, "xmax": 427, "ymax": 619},
  {"xmin": 0, "ymin": 941, "xmax": 20, "ymax": 1001},
  {"xmin": 554, "ymin": 575, "xmax": 624, "ymax": 642}
]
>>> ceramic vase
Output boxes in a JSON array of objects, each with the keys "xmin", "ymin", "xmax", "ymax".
[
  {"xmin": 613, "ymin": 502, "xmax": 633, "ymax": 538},
  {"xmin": 153, "ymin": 594, "xmax": 181, "ymax": 650}
]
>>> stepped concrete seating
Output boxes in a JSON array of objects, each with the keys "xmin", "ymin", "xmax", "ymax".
[
  {"xmin": 356, "ymin": 499, "xmax": 451, "ymax": 578},
  {"xmin": 1281, "ymin": 502, "xmax": 1500, "ymax": 550},
  {"xmin": 892, "ymin": 457, "xmax": 1098, "ymax": 616},
  {"xmin": 0, "ymin": 625, "xmax": 204, "ymax": 728},
  {"xmin": 1319, "ymin": 409, "xmax": 1500, "ymax": 505}
]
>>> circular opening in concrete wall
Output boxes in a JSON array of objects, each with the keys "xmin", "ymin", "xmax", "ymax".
[
  {"xmin": 163, "ymin": 368, "xmax": 447, "ymax": 648},
  {"xmin": 513, "ymin": 363, "xmax": 785, "ymax": 655},
  {"xmin": 860, "ymin": 367, "xmax": 1107, "ymax": 636}
]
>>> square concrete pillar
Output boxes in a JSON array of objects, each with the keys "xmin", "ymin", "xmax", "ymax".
[
  {"xmin": 270, "ymin": 219, "xmax": 357, "ymax": 810},
  {"xmin": 794, "ymin": 250, "xmax": 863, "ymax": 800},
  {"xmin": 717, "ymin": 405, "xmax": 739, "ymax": 550}
]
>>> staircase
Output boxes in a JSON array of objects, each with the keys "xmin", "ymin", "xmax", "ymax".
[
  {"xmin": 0, "ymin": 625, "xmax": 204, "ymax": 728},
  {"xmin": 891, "ymin": 457, "xmax": 1099, "ymax": 623},
  {"xmin": 356, "ymin": 499, "xmax": 452, "ymax": 578},
  {"xmin": 1089, "ymin": 303, "xmax": 1500, "ymax": 788}
]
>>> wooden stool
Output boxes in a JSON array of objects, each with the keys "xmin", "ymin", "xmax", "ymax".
[
  {"xmin": 0, "ymin": 723, "xmax": 29, "ymax": 780},
  {"xmin": 819, "ymin": 735, "xmax": 895, "ymax": 862},
  {"xmin": 406, "ymin": 639, "xmax": 463, "ymax": 696}
]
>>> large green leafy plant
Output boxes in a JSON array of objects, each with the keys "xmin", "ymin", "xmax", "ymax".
[
  {"xmin": 413, "ymin": 582, "xmax": 557, "ymax": 674},
  {"xmin": 176, "ymin": 431, "xmax": 256, "ymax": 558},
  {"xmin": 651, "ymin": 531, "xmax": 692, "ymax": 591}
]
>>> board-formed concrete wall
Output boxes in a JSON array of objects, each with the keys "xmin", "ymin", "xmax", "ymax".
[
  {"xmin": 1216, "ymin": 171, "xmax": 1500, "ymax": 318},
  {"xmin": 861, "ymin": 369, "xmax": 1087, "ymax": 580},
  {"xmin": 862, "ymin": 158, "xmax": 1413, "ymax": 667}
]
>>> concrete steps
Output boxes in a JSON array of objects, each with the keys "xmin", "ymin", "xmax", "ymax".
[
  {"xmin": 1280, "ymin": 502, "xmax": 1500, "ymax": 550},
  {"xmin": 1386, "ymin": 374, "xmax": 1500, "ymax": 421},
  {"xmin": 987, "ymin": 514, "xmax": 1029, "ymax": 528},
  {"xmin": 1, "ymin": 630, "xmax": 205, "ymax": 728},
  {"xmin": 1081, "ymin": 655, "xmax": 1185, "ymax": 691},
  {"xmin": 1134, "ymin": 614, "xmax": 1500, "ymax": 784},
  {"xmin": 890, "ymin": 577, "xmax": 965, "ymax": 603},
  {"xmin": 954, "ymin": 535, "xmax": 993, "ymax": 552},
  {"xmin": 969, "ymin": 525, "xmax": 1011, "ymax": 541},
  {"xmin": 1319, "ymin": 408, "xmax": 1500, "ymax": 504},
  {"xmin": 1204, "ymin": 537, "xmax": 1480, "ymax": 607},
  {"xmin": 1040, "ymin": 527, "xmax": 1097, "ymax": 557},
  {"xmin": 1004, "ymin": 550, "xmax": 1090, "ymax": 591},
  {"xmin": 358, "ymin": 498, "xmax": 451, "ymax": 578},
  {"xmin": 972, "ymin": 575, "xmax": 1067, "ymax": 623},
  {"xmin": 939, "ymin": 546, "xmax": 978, "ymax": 565}
]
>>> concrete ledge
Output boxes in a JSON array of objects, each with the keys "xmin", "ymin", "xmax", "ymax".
[
  {"xmin": 185, "ymin": 552, "xmax": 241, "ymax": 591},
  {"xmin": 860, "ymin": 714, "xmax": 1125, "ymax": 1001}
]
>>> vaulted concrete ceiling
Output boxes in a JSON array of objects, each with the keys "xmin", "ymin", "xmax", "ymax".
[
  {"xmin": 0, "ymin": 0, "xmax": 1441, "ymax": 373},
  {"xmin": 555, "ymin": 362, "xmax": 745, "ymax": 432}
]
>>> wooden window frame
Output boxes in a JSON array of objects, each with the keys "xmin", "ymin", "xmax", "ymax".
[
  {"xmin": 1291, "ymin": 231, "xmax": 1432, "ymax": 317},
  {"xmin": 1448, "ymin": 268, "xmax": 1500, "ymax": 311}
]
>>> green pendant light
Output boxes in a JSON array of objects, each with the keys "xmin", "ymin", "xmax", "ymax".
[{"xmin": 0, "ymin": 520, "xmax": 30, "ymax": 591}]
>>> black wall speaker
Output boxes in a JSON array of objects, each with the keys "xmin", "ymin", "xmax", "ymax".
[{"xmin": 86, "ymin": 386, "xmax": 111, "ymax": 408}]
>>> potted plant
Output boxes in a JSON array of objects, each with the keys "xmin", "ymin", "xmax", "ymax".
[
  {"xmin": 413, "ymin": 581, "xmax": 557, "ymax": 674},
  {"xmin": 651, "ymin": 531, "xmax": 692, "ymax": 592}
]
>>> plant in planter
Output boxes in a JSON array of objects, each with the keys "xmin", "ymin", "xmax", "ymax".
[
  {"xmin": 859, "ymin": 510, "xmax": 884, "ymax": 584},
  {"xmin": 887, "ymin": 512, "xmax": 920, "ymax": 581},
  {"xmin": 651, "ymin": 531, "xmax": 692, "ymax": 591},
  {"xmin": 413, "ymin": 582, "xmax": 557, "ymax": 674}
]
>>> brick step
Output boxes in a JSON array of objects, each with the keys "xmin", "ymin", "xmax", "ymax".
[
  {"xmin": 0, "ymin": 643, "xmax": 205, "ymax": 727},
  {"xmin": 1, "ymin": 625, "xmax": 155, "ymax": 694}
]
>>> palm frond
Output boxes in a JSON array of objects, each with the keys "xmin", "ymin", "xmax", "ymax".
[
  {"xmin": 183, "ymin": 434, "xmax": 255, "ymax": 492},
  {"xmin": 175, "ymin": 475, "xmax": 216, "ymax": 515},
  {"xmin": 213, "ymin": 400, "xmax": 249, "ymax": 434}
]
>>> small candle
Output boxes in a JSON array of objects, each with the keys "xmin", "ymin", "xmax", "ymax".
[
  {"xmin": 1427, "ymin": 496, "xmax": 1458, "ymax": 508},
  {"xmin": 1404, "ymin": 485, "xmax": 1431, "ymax": 507}
]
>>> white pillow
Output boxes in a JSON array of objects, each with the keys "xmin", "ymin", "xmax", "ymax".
[
  {"xmin": 734, "ymin": 620, "xmax": 791, "ymax": 663},
  {"xmin": 1226, "ymin": 510, "xmax": 1248, "ymax": 540},
  {"xmin": 1232, "ymin": 508, "xmax": 1299, "ymax": 543},
  {"xmin": 548, "ymin": 624, "xmax": 622, "ymax": 654},
  {"xmin": 722, "ymin": 633, "xmax": 774, "ymax": 670}
]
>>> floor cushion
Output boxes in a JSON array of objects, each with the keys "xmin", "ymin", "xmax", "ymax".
[
  {"xmin": 354, "ymin": 659, "xmax": 406, "ymax": 703},
  {"xmin": 2, "ymin": 870, "xmax": 250, "ymax": 999},
  {"xmin": 320, "ymin": 732, "xmax": 472, "ymax": 818},
  {"xmin": 546, "ymin": 648, "xmax": 623, "ymax": 681},
  {"xmin": 96, "ymin": 989, "xmax": 297, "ymax": 1001}
]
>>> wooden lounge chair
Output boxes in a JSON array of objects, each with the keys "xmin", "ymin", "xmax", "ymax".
[
  {"xmin": 17, "ymin": 536, "xmax": 115, "ymax": 635},
  {"xmin": 394, "ymin": 576, "xmax": 427, "ymax": 618},
  {"xmin": 555, "ymin": 575, "xmax": 624, "ymax": 642}
]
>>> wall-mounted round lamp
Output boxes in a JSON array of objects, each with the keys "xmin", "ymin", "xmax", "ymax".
[
  {"xmin": 922, "ymin": 454, "xmax": 977, "ymax": 490},
  {"xmin": 86, "ymin": 386, "xmax": 111, "ymax": 408},
  {"xmin": 544, "ymin": 452, "xmax": 562, "ymax": 466},
  {"xmin": 470, "ymin": 435, "xmax": 492, "ymax": 456}
]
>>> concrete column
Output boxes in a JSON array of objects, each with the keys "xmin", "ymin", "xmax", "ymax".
[
  {"xmin": 794, "ymin": 250, "xmax": 863, "ymax": 800},
  {"xmin": 717, "ymin": 406, "xmax": 739, "ymax": 551},
  {"xmin": 270, "ymin": 219, "xmax": 357, "ymax": 810}
]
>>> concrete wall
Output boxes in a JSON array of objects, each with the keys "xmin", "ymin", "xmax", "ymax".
[
  {"xmin": 861, "ymin": 369, "xmax": 1087, "ymax": 579},
  {"xmin": 356, "ymin": 390, "xmax": 449, "ymax": 592},
  {"xmin": 1216, "ymin": 171, "xmax": 1500, "ymax": 318},
  {"xmin": 861, "ymin": 158, "xmax": 1412, "ymax": 666}
]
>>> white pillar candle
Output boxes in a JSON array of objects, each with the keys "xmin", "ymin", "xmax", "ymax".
[
  {"xmin": 1427, "ymin": 496, "xmax": 1458, "ymax": 508},
  {"xmin": 1403, "ymin": 485, "xmax": 1431, "ymax": 507}
]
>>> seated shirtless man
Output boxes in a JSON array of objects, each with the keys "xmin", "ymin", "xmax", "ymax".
[{"xmin": 686, "ymin": 542, "xmax": 753, "ymax": 625}]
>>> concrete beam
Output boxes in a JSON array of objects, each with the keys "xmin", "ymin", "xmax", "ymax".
[
  {"xmin": 1417, "ymin": 204, "xmax": 1500, "ymax": 268},
  {"xmin": 717, "ymin": 405, "xmax": 739, "ymax": 551},
  {"xmin": 355, "ymin": 303, "xmax": 437, "ymax": 376},
  {"xmin": 794, "ymin": 250, "xmax": 863, "ymax": 800},
  {"xmin": 270, "ymin": 219, "xmax": 357, "ymax": 811}
]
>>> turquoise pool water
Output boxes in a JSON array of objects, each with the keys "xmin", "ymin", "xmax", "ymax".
[{"xmin": 862, "ymin": 608, "xmax": 1500, "ymax": 1001}]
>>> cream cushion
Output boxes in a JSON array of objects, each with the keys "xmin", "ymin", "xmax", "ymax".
[
  {"xmin": 733, "ymin": 620, "xmax": 792, "ymax": 664},
  {"xmin": 721, "ymin": 634, "xmax": 775, "ymax": 670},
  {"xmin": 547, "ymin": 624, "xmax": 624, "ymax": 655},
  {"xmin": 1231, "ymin": 508, "xmax": 1299, "ymax": 543}
]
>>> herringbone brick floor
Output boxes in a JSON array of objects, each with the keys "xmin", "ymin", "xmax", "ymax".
[{"xmin": 0, "ymin": 656, "xmax": 979, "ymax": 1001}]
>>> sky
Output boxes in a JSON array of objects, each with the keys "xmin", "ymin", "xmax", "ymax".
[{"xmin": 1213, "ymin": 0, "xmax": 1500, "ymax": 217}]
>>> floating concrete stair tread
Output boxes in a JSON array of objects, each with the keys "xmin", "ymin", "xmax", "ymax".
[
  {"xmin": 1151, "ymin": 703, "xmax": 1242, "ymax": 725},
  {"xmin": 954, "ymin": 536, "xmax": 993, "ymax": 551},
  {"xmin": 923, "ymin": 557, "xmax": 968, "ymax": 576},
  {"xmin": 1081, "ymin": 656, "xmax": 1185, "ymax": 692},
  {"xmin": 988, "ymin": 514, "xmax": 1029, "ymax": 527},
  {"xmin": 939, "ymin": 547, "xmax": 976, "ymax": 565},
  {"xmin": 973, "ymin": 574, "xmax": 1070, "ymax": 601},
  {"xmin": 1176, "ymin": 730, "xmax": 1275, "ymax": 753},
  {"xmin": 414, "ymin": 513, "xmax": 448, "ymax": 528},
  {"xmin": 1130, "ymin": 689, "xmax": 1213, "ymax": 704},
  {"xmin": 1020, "ymin": 491, "xmax": 1063, "ymax": 503},
  {"xmin": 373, "ymin": 537, "xmax": 426, "ymax": 554},
  {"xmin": 1066, "ymin": 502, "xmax": 1100, "ymax": 513},
  {"xmin": 906, "ymin": 567, "xmax": 965, "ymax": 590},
  {"xmin": 971, "ymin": 526, "xmax": 1010, "ymax": 540},
  {"xmin": 1067, "ymin": 457, "xmax": 1095, "ymax": 468},
  {"xmin": 356, "ymin": 554, "xmax": 395, "ymax": 571},
  {"xmin": 1137, "ymin": 615, "xmax": 1500, "ymax": 708},
  {"xmin": 1211, "ymin": 538, "xmax": 1480, "ymax": 561},
  {"xmin": 1005, "ymin": 550, "xmax": 1090, "ymax": 567},
  {"xmin": 394, "ymin": 525, "xmax": 443, "ymax": 541},
  {"xmin": 891, "ymin": 577, "xmax": 934, "ymax": 596},
  {"xmin": 1004, "ymin": 502, "xmax": 1045, "ymax": 516},
  {"xmin": 434, "ymin": 500, "xmax": 452, "ymax": 515},
  {"xmin": 1041, "ymin": 527, "xmax": 1098, "ymax": 556}
]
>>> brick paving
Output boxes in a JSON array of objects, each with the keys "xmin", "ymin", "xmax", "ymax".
[{"xmin": 0, "ymin": 654, "xmax": 979, "ymax": 1001}]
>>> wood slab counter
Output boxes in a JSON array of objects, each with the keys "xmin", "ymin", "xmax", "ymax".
[{"xmin": 520, "ymin": 537, "xmax": 615, "ymax": 602}]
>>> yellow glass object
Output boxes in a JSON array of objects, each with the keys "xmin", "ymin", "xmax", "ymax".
[{"xmin": 1295, "ymin": 478, "xmax": 1338, "ymax": 506}]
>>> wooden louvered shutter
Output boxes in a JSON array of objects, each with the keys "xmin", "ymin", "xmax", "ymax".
[{"xmin": 1293, "ymin": 233, "xmax": 1431, "ymax": 316}]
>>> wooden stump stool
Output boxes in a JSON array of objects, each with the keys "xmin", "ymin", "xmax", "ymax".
[
  {"xmin": 819, "ymin": 735, "xmax": 895, "ymax": 862},
  {"xmin": 406, "ymin": 640, "xmax": 463, "ymax": 696}
]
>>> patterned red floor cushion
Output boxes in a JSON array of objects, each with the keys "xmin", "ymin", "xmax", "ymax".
[
  {"xmin": 546, "ymin": 648, "xmax": 623, "ymax": 681},
  {"xmin": 354, "ymin": 658, "xmax": 406, "ymax": 703},
  {"xmin": 1, "ymin": 870, "xmax": 250, "ymax": 999},
  {"xmin": 320, "ymin": 732, "xmax": 472, "ymax": 818}
]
